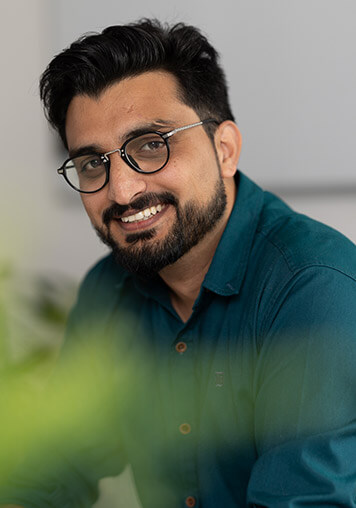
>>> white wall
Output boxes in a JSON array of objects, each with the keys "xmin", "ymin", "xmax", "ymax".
[{"xmin": 0, "ymin": 0, "xmax": 108, "ymax": 282}]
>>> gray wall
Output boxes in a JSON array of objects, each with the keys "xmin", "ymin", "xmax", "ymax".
[{"xmin": 53, "ymin": 0, "xmax": 356, "ymax": 188}]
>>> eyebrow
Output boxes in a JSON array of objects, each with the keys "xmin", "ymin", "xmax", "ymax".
[
  {"xmin": 124, "ymin": 119, "xmax": 175, "ymax": 139},
  {"xmin": 68, "ymin": 119, "xmax": 176, "ymax": 159}
]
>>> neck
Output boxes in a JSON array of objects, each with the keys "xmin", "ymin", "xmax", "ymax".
[
  {"xmin": 159, "ymin": 230, "xmax": 220, "ymax": 322},
  {"xmin": 159, "ymin": 177, "xmax": 236, "ymax": 322}
]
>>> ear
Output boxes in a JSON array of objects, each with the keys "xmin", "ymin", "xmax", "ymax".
[{"xmin": 214, "ymin": 121, "xmax": 242, "ymax": 178}]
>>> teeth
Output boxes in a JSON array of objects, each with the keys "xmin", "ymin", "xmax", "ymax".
[{"xmin": 120, "ymin": 204, "xmax": 164, "ymax": 223}]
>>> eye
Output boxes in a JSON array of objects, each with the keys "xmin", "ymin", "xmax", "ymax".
[
  {"xmin": 141, "ymin": 140, "xmax": 165, "ymax": 151},
  {"xmin": 127, "ymin": 134, "xmax": 167, "ymax": 157},
  {"xmin": 70, "ymin": 154, "xmax": 106, "ymax": 180},
  {"xmin": 81, "ymin": 156, "xmax": 104, "ymax": 172}
]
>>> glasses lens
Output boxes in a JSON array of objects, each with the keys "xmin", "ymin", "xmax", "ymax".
[
  {"xmin": 64, "ymin": 154, "xmax": 107, "ymax": 192},
  {"xmin": 125, "ymin": 133, "xmax": 168, "ymax": 172}
]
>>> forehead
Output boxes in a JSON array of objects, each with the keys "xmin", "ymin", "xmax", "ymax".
[{"xmin": 65, "ymin": 71, "xmax": 197, "ymax": 149}]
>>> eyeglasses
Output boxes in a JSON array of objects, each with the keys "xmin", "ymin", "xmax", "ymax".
[{"xmin": 57, "ymin": 118, "xmax": 218, "ymax": 194}]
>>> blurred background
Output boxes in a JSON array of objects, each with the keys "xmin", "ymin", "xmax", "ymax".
[{"xmin": 1, "ymin": 0, "xmax": 355, "ymax": 506}]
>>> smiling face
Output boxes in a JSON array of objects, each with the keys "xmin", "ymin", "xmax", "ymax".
[{"xmin": 65, "ymin": 71, "xmax": 240, "ymax": 277}]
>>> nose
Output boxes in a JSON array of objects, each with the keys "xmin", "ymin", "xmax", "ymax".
[{"xmin": 106, "ymin": 151, "xmax": 147, "ymax": 204}]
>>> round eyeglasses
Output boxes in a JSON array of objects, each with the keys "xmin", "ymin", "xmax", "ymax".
[{"xmin": 57, "ymin": 118, "xmax": 218, "ymax": 193}]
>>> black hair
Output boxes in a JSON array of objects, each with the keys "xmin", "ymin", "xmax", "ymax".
[{"xmin": 39, "ymin": 19, "xmax": 235, "ymax": 148}]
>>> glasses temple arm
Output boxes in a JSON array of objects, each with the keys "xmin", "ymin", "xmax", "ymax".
[{"xmin": 163, "ymin": 118, "xmax": 218, "ymax": 139}]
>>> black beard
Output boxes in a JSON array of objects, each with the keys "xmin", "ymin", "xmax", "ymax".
[{"xmin": 95, "ymin": 178, "xmax": 227, "ymax": 279}]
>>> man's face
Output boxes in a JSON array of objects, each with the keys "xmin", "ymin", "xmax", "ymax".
[{"xmin": 65, "ymin": 71, "xmax": 231, "ymax": 277}]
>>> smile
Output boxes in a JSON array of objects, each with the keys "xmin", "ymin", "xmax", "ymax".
[{"xmin": 120, "ymin": 204, "xmax": 164, "ymax": 223}]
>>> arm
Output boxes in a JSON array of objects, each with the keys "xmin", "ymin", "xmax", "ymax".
[{"xmin": 247, "ymin": 266, "xmax": 356, "ymax": 506}]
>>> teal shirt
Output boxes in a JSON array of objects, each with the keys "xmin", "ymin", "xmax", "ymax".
[{"xmin": 3, "ymin": 172, "xmax": 356, "ymax": 507}]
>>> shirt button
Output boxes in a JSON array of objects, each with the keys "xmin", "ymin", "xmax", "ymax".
[
  {"xmin": 185, "ymin": 496, "xmax": 196, "ymax": 507},
  {"xmin": 175, "ymin": 341, "xmax": 187, "ymax": 353},
  {"xmin": 179, "ymin": 423, "xmax": 191, "ymax": 435}
]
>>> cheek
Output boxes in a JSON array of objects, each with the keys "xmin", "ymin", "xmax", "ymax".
[
  {"xmin": 174, "ymin": 153, "xmax": 219, "ymax": 196},
  {"xmin": 81, "ymin": 195, "xmax": 106, "ymax": 224},
  {"xmin": 158, "ymin": 152, "xmax": 218, "ymax": 205}
]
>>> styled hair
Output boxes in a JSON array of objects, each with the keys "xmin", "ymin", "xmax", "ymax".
[{"xmin": 39, "ymin": 19, "xmax": 235, "ymax": 148}]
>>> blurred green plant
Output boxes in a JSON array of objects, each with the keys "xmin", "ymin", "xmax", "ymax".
[
  {"xmin": 0, "ymin": 266, "xmax": 77, "ymax": 383},
  {"xmin": 0, "ymin": 264, "xmax": 146, "ymax": 507},
  {"xmin": 0, "ymin": 265, "xmax": 132, "ymax": 493}
]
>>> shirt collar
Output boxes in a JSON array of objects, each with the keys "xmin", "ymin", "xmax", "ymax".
[
  {"xmin": 202, "ymin": 171, "xmax": 264, "ymax": 296},
  {"xmin": 123, "ymin": 171, "xmax": 265, "ymax": 301}
]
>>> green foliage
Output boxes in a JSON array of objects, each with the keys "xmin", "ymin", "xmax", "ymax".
[
  {"xmin": 0, "ymin": 268, "xmax": 77, "ymax": 376},
  {"xmin": 0, "ymin": 265, "xmax": 145, "ymax": 506}
]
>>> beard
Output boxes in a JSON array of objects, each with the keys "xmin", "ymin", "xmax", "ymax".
[{"xmin": 95, "ymin": 176, "xmax": 227, "ymax": 279}]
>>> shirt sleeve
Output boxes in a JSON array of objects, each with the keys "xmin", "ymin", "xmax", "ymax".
[{"xmin": 247, "ymin": 265, "xmax": 356, "ymax": 507}]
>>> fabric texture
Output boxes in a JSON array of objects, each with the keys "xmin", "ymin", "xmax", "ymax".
[{"xmin": 2, "ymin": 172, "xmax": 356, "ymax": 507}]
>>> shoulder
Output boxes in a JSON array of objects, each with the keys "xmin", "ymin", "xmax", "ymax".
[
  {"xmin": 78, "ymin": 253, "xmax": 128, "ymax": 297},
  {"xmin": 255, "ymin": 191, "xmax": 356, "ymax": 281},
  {"xmin": 246, "ymin": 192, "xmax": 356, "ymax": 337},
  {"xmin": 69, "ymin": 253, "xmax": 131, "ymax": 327}
]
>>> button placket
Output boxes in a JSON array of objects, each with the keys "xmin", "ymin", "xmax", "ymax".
[{"xmin": 171, "ymin": 329, "xmax": 198, "ymax": 503}]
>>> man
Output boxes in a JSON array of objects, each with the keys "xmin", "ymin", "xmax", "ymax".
[{"xmin": 2, "ymin": 18, "xmax": 356, "ymax": 508}]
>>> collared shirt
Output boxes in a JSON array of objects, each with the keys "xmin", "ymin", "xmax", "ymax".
[{"xmin": 3, "ymin": 172, "xmax": 356, "ymax": 507}]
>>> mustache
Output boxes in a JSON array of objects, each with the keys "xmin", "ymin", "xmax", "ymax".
[{"xmin": 102, "ymin": 192, "xmax": 178, "ymax": 226}]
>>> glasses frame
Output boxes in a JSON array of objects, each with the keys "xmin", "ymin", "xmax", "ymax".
[{"xmin": 57, "ymin": 118, "xmax": 218, "ymax": 194}]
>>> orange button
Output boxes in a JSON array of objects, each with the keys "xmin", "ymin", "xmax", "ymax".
[
  {"xmin": 179, "ymin": 423, "xmax": 191, "ymax": 435},
  {"xmin": 175, "ymin": 341, "xmax": 187, "ymax": 353},
  {"xmin": 185, "ymin": 496, "xmax": 196, "ymax": 507}
]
